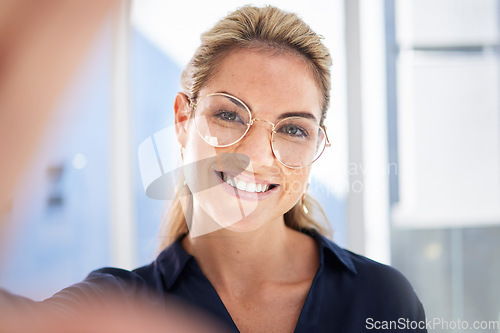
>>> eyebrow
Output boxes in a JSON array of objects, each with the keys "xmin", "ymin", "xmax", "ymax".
[
  {"xmin": 277, "ymin": 112, "xmax": 318, "ymax": 122},
  {"xmin": 218, "ymin": 91, "xmax": 319, "ymax": 123},
  {"xmin": 219, "ymin": 91, "xmax": 247, "ymax": 109}
]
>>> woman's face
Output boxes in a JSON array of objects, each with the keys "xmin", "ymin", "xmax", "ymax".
[{"xmin": 176, "ymin": 47, "xmax": 322, "ymax": 235}]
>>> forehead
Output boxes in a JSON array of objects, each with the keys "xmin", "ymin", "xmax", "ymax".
[{"xmin": 201, "ymin": 48, "xmax": 322, "ymax": 120}]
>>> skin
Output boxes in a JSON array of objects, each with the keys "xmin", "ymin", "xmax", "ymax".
[
  {"xmin": 0, "ymin": 0, "xmax": 120, "ymax": 224},
  {"xmin": 174, "ymin": 48, "xmax": 322, "ymax": 333},
  {"xmin": 0, "ymin": 2, "xmax": 225, "ymax": 332}
]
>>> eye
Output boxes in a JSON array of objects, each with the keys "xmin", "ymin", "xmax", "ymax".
[
  {"xmin": 279, "ymin": 124, "xmax": 308, "ymax": 138},
  {"xmin": 220, "ymin": 111, "xmax": 237, "ymax": 121},
  {"xmin": 215, "ymin": 110, "xmax": 245, "ymax": 124}
]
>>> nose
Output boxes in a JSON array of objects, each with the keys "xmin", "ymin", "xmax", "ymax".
[{"xmin": 235, "ymin": 119, "xmax": 276, "ymax": 168}]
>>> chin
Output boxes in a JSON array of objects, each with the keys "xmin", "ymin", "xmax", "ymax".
[
  {"xmin": 210, "ymin": 202, "xmax": 264, "ymax": 230},
  {"xmin": 219, "ymin": 217, "xmax": 265, "ymax": 233},
  {"xmin": 188, "ymin": 189, "xmax": 260, "ymax": 237}
]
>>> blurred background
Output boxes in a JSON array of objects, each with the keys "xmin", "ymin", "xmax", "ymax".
[{"xmin": 0, "ymin": 0, "xmax": 499, "ymax": 331}]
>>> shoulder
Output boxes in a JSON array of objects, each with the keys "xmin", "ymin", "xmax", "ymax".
[
  {"xmin": 44, "ymin": 238, "xmax": 188, "ymax": 308},
  {"xmin": 79, "ymin": 266, "xmax": 153, "ymax": 291},
  {"xmin": 342, "ymin": 248, "xmax": 419, "ymax": 299},
  {"xmin": 310, "ymin": 230, "xmax": 425, "ymax": 320},
  {"xmin": 322, "ymin": 233, "xmax": 417, "ymax": 292},
  {"xmin": 42, "ymin": 264, "xmax": 160, "ymax": 313},
  {"xmin": 311, "ymin": 229, "xmax": 415, "ymax": 289},
  {"xmin": 0, "ymin": 288, "xmax": 34, "ymax": 306}
]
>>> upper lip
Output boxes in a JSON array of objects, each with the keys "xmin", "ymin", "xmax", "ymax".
[{"xmin": 216, "ymin": 170, "xmax": 280, "ymax": 186}]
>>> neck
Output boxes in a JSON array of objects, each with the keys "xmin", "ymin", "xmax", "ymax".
[{"xmin": 182, "ymin": 215, "xmax": 294, "ymax": 294}]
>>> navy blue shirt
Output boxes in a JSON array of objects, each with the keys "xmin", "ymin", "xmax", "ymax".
[{"xmin": 47, "ymin": 229, "xmax": 426, "ymax": 332}]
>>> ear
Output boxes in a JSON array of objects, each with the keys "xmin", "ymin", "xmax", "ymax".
[{"xmin": 174, "ymin": 92, "xmax": 191, "ymax": 147}]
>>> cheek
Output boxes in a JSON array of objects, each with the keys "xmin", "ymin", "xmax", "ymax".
[
  {"xmin": 282, "ymin": 168, "xmax": 310, "ymax": 197},
  {"xmin": 182, "ymin": 127, "xmax": 217, "ymax": 188},
  {"xmin": 183, "ymin": 126, "xmax": 215, "ymax": 163}
]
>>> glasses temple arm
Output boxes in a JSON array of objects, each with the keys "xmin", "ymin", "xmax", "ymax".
[{"xmin": 322, "ymin": 125, "xmax": 332, "ymax": 147}]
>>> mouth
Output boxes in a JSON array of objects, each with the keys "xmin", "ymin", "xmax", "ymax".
[{"xmin": 215, "ymin": 171, "xmax": 279, "ymax": 193}]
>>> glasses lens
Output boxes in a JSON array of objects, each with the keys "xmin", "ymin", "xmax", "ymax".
[
  {"xmin": 272, "ymin": 117, "xmax": 326, "ymax": 168},
  {"xmin": 194, "ymin": 94, "xmax": 251, "ymax": 146}
]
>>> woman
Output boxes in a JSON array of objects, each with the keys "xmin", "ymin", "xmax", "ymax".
[{"xmin": 44, "ymin": 5, "xmax": 426, "ymax": 333}]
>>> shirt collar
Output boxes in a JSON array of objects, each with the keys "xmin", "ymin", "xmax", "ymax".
[
  {"xmin": 305, "ymin": 229, "xmax": 357, "ymax": 274},
  {"xmin": 156, "ymin": 236, "xmax": 193, "ymax": 290},
  {"xmin": 156, "ymin": 229, "xmax": 357, "ymax": 290}
]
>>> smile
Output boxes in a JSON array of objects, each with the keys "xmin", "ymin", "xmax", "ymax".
[{"xmin": 216, "ymin": 171, "xmax": 278, "ymax": 193}]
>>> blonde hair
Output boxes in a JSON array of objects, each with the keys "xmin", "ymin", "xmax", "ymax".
[{"xmin": 159, "ymin": 5, "xmax": 332, "ymax": 249}]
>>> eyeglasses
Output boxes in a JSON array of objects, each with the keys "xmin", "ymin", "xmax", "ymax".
[{"xmin": 189, "ymin": 92, "xmax": 331, "ymax": 169}]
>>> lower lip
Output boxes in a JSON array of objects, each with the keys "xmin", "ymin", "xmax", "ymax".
[{"xmin": 215, "ymin": 172, "xmax": 279, "ymax": 201}]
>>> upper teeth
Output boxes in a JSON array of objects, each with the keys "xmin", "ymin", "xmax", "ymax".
[{"xmin": 222, "ymin": 173, "xmax": 270, "ymax": 193}]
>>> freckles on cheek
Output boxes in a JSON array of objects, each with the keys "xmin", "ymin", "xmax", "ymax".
[
  {"xmin": 283, "ymin": 179, "xmax": 306, "ymax": 196},
  {"xmin": 282, "ymin": 168, "xmax": 310, "ymax": 195}
]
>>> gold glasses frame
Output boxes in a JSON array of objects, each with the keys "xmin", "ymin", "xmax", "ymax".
[{"xmin": 189, "ymin": 92, "xmax": 331, "ymax": 169}]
